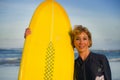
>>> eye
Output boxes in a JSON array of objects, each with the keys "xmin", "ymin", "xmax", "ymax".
[
  {"xmin": 83, "ymin": 37, "xmax": 88, "ymax": 40},
  {"xmin": 76, "ymin": 38, "xmax": 79, "ymax": 40},
  {"xmin": 75, "ymin": 37, "xmax": 80, "ymax": 40}
]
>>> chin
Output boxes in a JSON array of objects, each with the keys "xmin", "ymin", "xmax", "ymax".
[{"xmin": 78, "ymin": 49, "xmax": 86, "ymax": 53}]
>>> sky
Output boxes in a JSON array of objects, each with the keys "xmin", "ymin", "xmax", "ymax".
[{"xmin": 0, "ymin": 0, "xmax": 120, "ymax": 50}]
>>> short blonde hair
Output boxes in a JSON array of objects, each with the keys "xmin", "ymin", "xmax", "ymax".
[{"xmin": 71, "ymin": 25, "xmax": 92, "ymax": 48}]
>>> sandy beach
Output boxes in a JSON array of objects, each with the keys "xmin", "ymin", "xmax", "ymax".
[
  {"xmin": 0, "ymin": 66, "xmax": 19, "ymax": 80},
  {"xmin": 0, "ymin": 61, "xmax": 120, "ymax": 80},
  {"xmin": 110, "ymin": 61, "xmax": 120, "ymax": 80}
]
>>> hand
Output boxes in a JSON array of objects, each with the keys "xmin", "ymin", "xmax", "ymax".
[{"xmin": 24, "ymin": 28, "xmax": 31, "ymax": 38}]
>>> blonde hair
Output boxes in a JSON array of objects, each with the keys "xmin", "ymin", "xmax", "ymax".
[{"xmin": 72, "ymin": 25, "xmax": 92, "ymax": 48}]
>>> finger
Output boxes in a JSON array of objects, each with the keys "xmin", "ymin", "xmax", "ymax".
[{"xmin": 24, "ymin": 28, "xmax": 31, "ymax": 38}]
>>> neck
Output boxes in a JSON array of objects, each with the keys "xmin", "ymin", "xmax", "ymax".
[{"xmin": 79, "ymin": 49, "xmax": 90, "ymax": 61}]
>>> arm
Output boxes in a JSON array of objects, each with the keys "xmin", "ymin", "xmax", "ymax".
[{"xmin": 102, "ymin": 56, "xmax": 112, "ymax": 80}]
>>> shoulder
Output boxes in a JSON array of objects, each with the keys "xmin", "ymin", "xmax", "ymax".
[
  {"xmin": 90, "ymin": 52, "xmax": 108, "ymax": 62},
  {"xmin": 91, "ymin": 52, "xmax": 106, "ymax": 58}
]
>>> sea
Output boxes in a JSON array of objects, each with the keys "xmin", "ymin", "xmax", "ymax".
[{"xmin": 0, "ymin": 48, "xmax": 120, "ymax": 80}]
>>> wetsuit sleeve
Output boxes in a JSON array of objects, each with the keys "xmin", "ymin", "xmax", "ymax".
[{"xmin": 102, "ymin": 55, "xmax": 112, "ymax": 80}]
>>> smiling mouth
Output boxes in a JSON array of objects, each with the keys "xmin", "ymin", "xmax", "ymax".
[{"xmin": 79, "ymin": 46, "xmax": 84, "ymax": 49}]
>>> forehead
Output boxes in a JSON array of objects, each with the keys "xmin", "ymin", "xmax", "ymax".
[{"xmin": 75, "ymin": 32, "xmax": 88, "ymax": 37}]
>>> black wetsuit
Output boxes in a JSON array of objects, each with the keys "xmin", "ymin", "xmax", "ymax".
[{"xmin": 74, "ymin": 52, "xmax": 111, "ymax": 80}]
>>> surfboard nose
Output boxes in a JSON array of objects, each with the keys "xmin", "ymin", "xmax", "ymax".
[{"xmin": 45, "ymin": 0, "xmax": 55, "ymax": 1}]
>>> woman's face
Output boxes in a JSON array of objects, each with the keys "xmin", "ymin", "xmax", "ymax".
[{"xmin": 74, "ymin": 32, "xmax": 90, "ymax": 53}]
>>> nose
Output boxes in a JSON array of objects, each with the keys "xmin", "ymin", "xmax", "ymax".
[{"xmin": 79, "ymin": 39, "xmax": 84, "ymax": 44}]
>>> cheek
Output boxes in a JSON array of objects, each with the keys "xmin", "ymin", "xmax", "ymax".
[
  {"xmin": 73, "ymin": 41, "xmax": 76, "ymax": 46},
  {"xmin": 86, "ymin": 40, "xmax": 90, "ymax": 46},
  {"xmin": 73, "ymin": 40, "xmax": 78, "ymax": 46}
]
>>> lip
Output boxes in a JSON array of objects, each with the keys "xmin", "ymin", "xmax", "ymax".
[{"xmin": 79, "ymin": 46, "xmax": 84, "ymax": 49}]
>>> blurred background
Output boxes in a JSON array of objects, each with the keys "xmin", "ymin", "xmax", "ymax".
[{"xmin": 0, "ymin": 0, "xmax": 120, "ymax": 80}]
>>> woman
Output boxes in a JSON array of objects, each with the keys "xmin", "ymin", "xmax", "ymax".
[
  {"xmin": 24, "ymin": 25, "xmax": 112, "ymax": 80},
  {"xmin": 72, "ymin": 25, "xmax": 111, "ymax": 80}
]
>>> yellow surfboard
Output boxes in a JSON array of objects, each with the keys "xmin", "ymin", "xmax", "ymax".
[{"xmin": 18, "ymin": 0, "xmax": 74, "ymax": 80}]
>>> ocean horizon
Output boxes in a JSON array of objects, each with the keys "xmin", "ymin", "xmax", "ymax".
[{"xmin": 0, "ymin": 48, "xmax": 120, "ymax": 80}]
